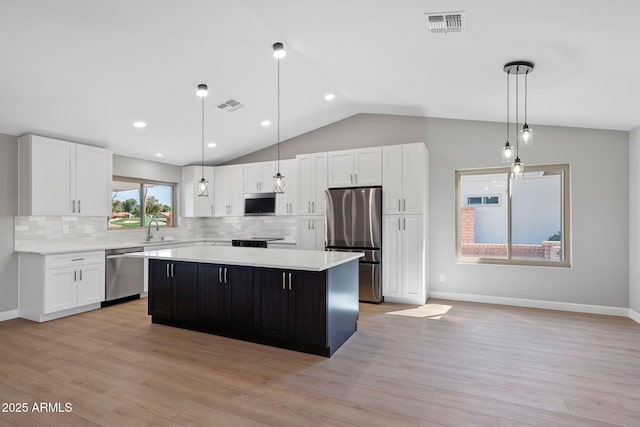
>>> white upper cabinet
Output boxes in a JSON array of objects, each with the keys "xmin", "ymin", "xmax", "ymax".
[
  {"xmin": 382, "ymin": 143, "xmax": 428, "ymax": 215},
  {"xmin": 275, "ymin": 159, "xmax": 296, "ymax": 215},
  {"xmin": 327, "ymin": 147, "xmax": 382, "ymax": 188},
  {"xmin": 182, "ymin": 166, "xmax": 215, "ymax": 217},
  {"xmin": 214, "ymin": 165, "xmax": 243, "ymax": 216},
  {"xmin": 244, "ymin": 161, "xmax": 276, "ymax": 193},
  {"xmin": 19, "ymin": 135, "xmax": 112, "ymax": 216},
  {"xmin": 296, "ymin": 152, "xmax": 327, "ymax": 216}
]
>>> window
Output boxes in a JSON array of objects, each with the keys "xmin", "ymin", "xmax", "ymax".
[
  {"xmin": 110, "ymin": 176, "xmax": 176, "ymax": 229},
  {"xmin": 465, "ymin": 195, "xmax": 501, "ymax": 207},
  {"xmin": 456, "ymin": 164, "xmax": 570, "ymax": 266}
]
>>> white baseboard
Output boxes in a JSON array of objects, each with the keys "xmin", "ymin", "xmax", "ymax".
[
  {"xmin": 429, "ymin": 291, "xmax": 629, "ymax": 317},
  {"xmin": 0, "ymin": 309, "xmax": 19, "ymax": 321},
  {"xmin": 629, "ymin": 308, "xmax": 640, "ymax": 325}
]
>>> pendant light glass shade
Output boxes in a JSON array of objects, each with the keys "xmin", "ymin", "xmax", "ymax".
[
  {"xmin": 196, "ymin": 83, "xmax": 209, "ymax": 197},
  {"xmin": 502, "ymin": 141, "xmax": 514, "ymax": 163},
  {"xmin": 273, "ymin": 42, "xmax": 285, "ymax": 193},
  {"xmin": 520, "ymin": 123, "xmax": 533, "ymax": 146},
  {"xmin": 511, "ymin": 156, "xmax": 524, "ymax": 176}
]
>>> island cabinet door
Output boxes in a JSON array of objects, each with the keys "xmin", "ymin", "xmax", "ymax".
[
  {"xmin": 201, "ymin": 264, "xmax": 227, "ymax": 327},
  {"xmin": 226, "ymin": 266, "xmax": 254, "ymax": 332},
  {"xmin": 148, "ymin": 259, "xmax": 172, "ymax": 318},
  {"xmin": 172, "ymin": 261, "xmax": 200, "ymax": 322},
  {"xmin": 288, "ymin": 270, "xmax": 327, "ymax": 347},
  {"xmin": 253, "ymin": 268, "xmax": 289, "ymax": 340},
  {"xmin": 201, "ymin": 264, "xmax": 253, "ymax": 331}
]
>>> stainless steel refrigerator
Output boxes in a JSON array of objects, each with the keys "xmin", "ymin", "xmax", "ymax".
[{"xmin": 325, "ymin": 187, "xmax": 383, "ymax": 303}]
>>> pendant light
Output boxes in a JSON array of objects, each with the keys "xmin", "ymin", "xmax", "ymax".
[
  {"xmin": 272, "ymin": 42, "xmax": 286, "ymax": 193},
  {"xmin": 502, "ymin": 69, "xmax": 513, "ymax": 163},
  {"xmin": 502, "ymin": 61, "xmax": 534, "ymax": 176},
  {"xmin": 196, "ymin": 83, "xmax": 209, "ymax": 196},
  {"xmin": 520, "ymin": 69, "xmax": 533, "ymax": 146}
]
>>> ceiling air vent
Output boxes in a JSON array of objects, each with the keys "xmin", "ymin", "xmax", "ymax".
[
  {"xmin": 216, "ymin": 98, "xmax": 245, "ymax": 112},
  {"xmin": 425, "ymin": 11, "xmax": 465, "ymax": 34}
]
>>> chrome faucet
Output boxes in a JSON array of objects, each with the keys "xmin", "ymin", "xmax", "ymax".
[{"xmin": 147, "ymin": 219, "xmax": 160, "ymax": 242}]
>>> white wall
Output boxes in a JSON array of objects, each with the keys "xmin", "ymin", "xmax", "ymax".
[
  {"xmin": 229, "ymin": 113, "xmax": 630, "ymax": 308},
  {"xmin": 629, "ymin": 126, "xmax": 640, "ymax": 314},
  {"xmin": 0, "ymin": 133, "xmax": 19, "ymax": 314}
]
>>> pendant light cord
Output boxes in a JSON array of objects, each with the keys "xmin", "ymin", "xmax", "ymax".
[
  {"xmin": 515, "ymin": 70, "xmax": 519, "ymax": 158},
  {"xmin": 276, "ymin": 55, "xmax": 281, "ymax": 174},
  {"xmin": 201, "ymin": 95, "xmax": 205, "ymax": 177},
  {"xmin": 506, "ymin": 70, "xmax": 510, "ymax": 142},
  {"xmin": 524, "ymin": 70, "xmax": 528, "ymax": 124}
]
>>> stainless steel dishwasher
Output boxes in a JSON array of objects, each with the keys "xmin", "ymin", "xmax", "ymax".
[{"xmin": 104, "ymin": 247, "xmax": 145, "ymax": 305}]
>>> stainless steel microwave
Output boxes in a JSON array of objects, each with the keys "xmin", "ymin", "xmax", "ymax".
[{"xmin": 244, "ymin": 192, "xmax": 276, "ymax": 216}]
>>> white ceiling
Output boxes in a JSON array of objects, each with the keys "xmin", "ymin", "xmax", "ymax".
[{"xmin": 2, "ymin": 0, "xmax": 640, "ymax": 166}]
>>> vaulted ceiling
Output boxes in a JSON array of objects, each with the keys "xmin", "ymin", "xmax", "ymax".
[{"xmin": 1, "ymin": 0, "xmax": 639, "ymax": 166}]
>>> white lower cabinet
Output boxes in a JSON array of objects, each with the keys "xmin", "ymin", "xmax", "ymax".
[
  {"xmin": 383, "ymin": 215, "xmax": 426, "ymax": 304},
  {"xmin": 296, "ymin": 217, "xmax": 325, "ymax": 250},
  {"xmin": 19, "ymin": 251, "xmax": 105, "ymax": 322}
]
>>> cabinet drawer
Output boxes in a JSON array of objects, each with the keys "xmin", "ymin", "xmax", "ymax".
[{"xmin": 45, "ymin": 251, "xmax": 105, "ymax": 269}]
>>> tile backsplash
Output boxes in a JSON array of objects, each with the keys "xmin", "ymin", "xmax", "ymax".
[{"xmin": 14, "ymin": 215, "xmax": 297, "ymax": 250}]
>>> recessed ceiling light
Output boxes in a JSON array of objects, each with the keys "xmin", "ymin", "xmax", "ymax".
[
  {"xmin": 156, "ymin": 153, "xmax": 163, "ymax": 157},
  {"xmin": 324, "ymin": 93, "xmax": 335, "ymax": 101},
  {"xmin": 133, "ymin": 121, "xmax": 147, "ymax": 128},
  {"xmin": 208, "ymin": 142, "xmax": 217, "ymax": 148},
  {"xmin": 261, "ymin": 120, "xmax": 271, "ymax": 126}
]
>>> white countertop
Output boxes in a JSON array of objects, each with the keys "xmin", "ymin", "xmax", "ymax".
[
  {"xmin": 15, "ymin": 238, "xmax": 297, "ymax": 255},
  {"xmin": 127, "ymin": 246, "xmax": 362, "ymax": 272}
]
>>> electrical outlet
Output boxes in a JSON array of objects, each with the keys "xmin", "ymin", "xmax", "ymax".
[{"xmin": 439, "ymin": 274, "xmax": 445, "ymax": 282}]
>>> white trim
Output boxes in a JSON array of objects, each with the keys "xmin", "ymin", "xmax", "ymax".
[
  {"xmin": 629, "ymin": 308, "xmax": 640, "ymax": 325},
  {"xmin": 0, "ymin": 309, "xmax": 19, "ymax": 321},
  {"xmin": 428, "ymin": 291, "xmax": 629, "ymax": 317}
]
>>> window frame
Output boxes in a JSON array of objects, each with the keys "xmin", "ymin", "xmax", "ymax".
[
  {"xmin": 109, "ymin": 175, "xmax": 178, "ymax": 230},
  {"xmin": 455, "ymin": 163, "xmax": 571, "ymax": 267}
]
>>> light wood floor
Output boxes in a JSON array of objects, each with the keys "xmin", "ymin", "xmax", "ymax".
[{"xmin": 1, "ymin": 299, "xmax": 639, "ymax": 426}]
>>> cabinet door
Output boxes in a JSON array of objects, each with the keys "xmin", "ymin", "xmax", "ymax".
[
  {"xmin": 296, "ymin": 155, "xmax": 313, "ymax": 215},
  {"xmin": 201, "ymin": 264, "xmax": 227, "ymax": 326},
  {"xmin": 215, "ymin": 165, "xmax": 243, "ymax": 217},
  {"xmin": 244, "ymin": 163, "xmax": 262, "ymax": 193},
  {"xmin": 229, "ymin": 165, "xmax": 244, "ymax": 216},
  {"xmin": 288, "ymin": 271, "xmax": 327, "ymax": 347},
  {"xmin": 253, "ymin": 269, "xmax": 288, "ymax": 340},
  {"xmin": 44, "ymin": 266, "xmax": 76, "ymax": 313},
  {"xmin": 311, "ymin": 153, "xmax": 328, "ymax": 215},
  {"xmin": 402, "ymin": 143, "xmax": 426, "ymax": 215},
  {"xmin": 403, "ymin": 215, "xmax": 424, "ymax": 300},
  {"xmin": 183, "ymin": 166, "xmax": 215, "ymax": 217},
  {"xmin": 296, "ymin": 218, "xmax": 315, "ymax": 250},
  {"xmin": 227, "ymin": 266, "xmax": 254, "ymax": 331},
  {"xmin": 30, "ymin": 136, "xmax": 76, "ymax": 216},
  {"xmin": 327, "ymin": 150, "xmax": 354, "ymax": 188},
  {"xmin": 382, "ymin": 215, "xmax": 402, "ymax": 298},
  {"xmin": 382, "ymin": 145, "xmax": 403, "ymax": 214},
  {"xmin": 172, "ymin": 261, "xmax": 199, "ymax": 322},
  {"xmin": 276, "ymin": 159, "xmax": 296, "ymax": 215},
  {"xmin": 76, "ymin": 144, "xmax": 112, "ymax": 216},
  {"xmin": 312, "ymin": 217, "xmax": 325, "ymax": 250},
  {"xmin": 353, "ymin": 147, "xmax": 382, "ymax": 186},
  {"xmin": 214, "ymin": 166, "xmax": 229, "ymax": 216},
  {"xmin": 76, "ymin": 263, "xmax": 105, "ymax": 306},
  {"xmin": 148, "ymin": 260, "xmax": 172, "ymax": 318}
]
